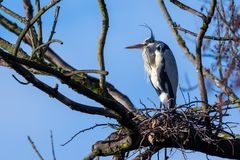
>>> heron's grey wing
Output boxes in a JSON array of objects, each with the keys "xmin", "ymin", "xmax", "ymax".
[{"xmin": 162, "ymin": 48, "xmax": 178, "ymax": 99}]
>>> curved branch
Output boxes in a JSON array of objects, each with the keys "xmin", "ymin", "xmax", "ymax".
[
  {"xmin": 195, "ymin": 0, "xmax": 216, "ymax": 112},
  {"xmin": 97, "ymin": 0, "xmax": 109, "ymax": 88}
]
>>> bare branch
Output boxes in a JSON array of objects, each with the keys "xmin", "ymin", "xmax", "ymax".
[
  {"xmin": 12, "ymin": 74, "xmax": 30, "ymax": 85},
  {"xmin": 35, "ymin": 0, "xmax": 43, "ymax": 47},
  {"xmin": 1, "ymin": 47, "xmax": 140, "ymax": 130},
  {"xmin": 32, "ymin": 39, "xmax": 63, "ymax": 55},
  {"xmin": 50, "ymin": 131, "xmax": 57, "ymax": 160},
  {"xmin": 0, "ymin": 14, "xmax": 24, "ymax": 37},
  {"xmin": 64, "ymin": 69, "xmax": 108, "ymax": 76},
  {"xmin": 14, "ymin": 0, "xmax": 61, "ymax": 56},
  {"xmin": 176, "ymin": 26, "xmax": 240, "ymax": 41},
  {"xmin": 0, "ymin": 38, "xmax": 29, "ymax": 59},
  {"xmin": 23, "ymin": 0, "xmax": 33, "ymax": 20},
  {"xmin": 27, "ymin": 136, "xmax": 44, "ymax": 160},
  {"xmin": 97, "ymin": 0, "xmax": 109, "ymax": 88},
  {"xmin": 216, "ymin": 6, "xmax": 239, "ymax": 39},
  {"xmin": 195, "ymin": 0, "xmax": 216, "ymax": 113},
  {"xmin": 170, "ymin": 0, "xmax": 207, "ymax": 20},
  {"xmin": 42, "ymin": 6, "xmax": 60, "ymax": 57},
  {"xmin": 61, "ymin": 123, "xmax": 116, "ymax": 146},
  {"xmin": 0, "ymin": 49, "xmax": 118, "ymax": 119},
  {"xmin": 0, "ymin": 14, "xmax": 136, "ymax": 112},
  {"xmin": 0, "ymin": 4, "xmax": 27, "ymax": 24}
]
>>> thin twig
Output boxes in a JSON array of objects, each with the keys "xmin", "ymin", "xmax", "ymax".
[
  {"xmin": 42, "ymin": 6, "xmax": 60, "ymax": 56},
  {"xmin": 12, "ymin": 74, "xmax": 30, "ymax": 85},
  {"xmin": 14, "ymin": 0, "xmax": 61, "ymax": 56},
  {"xmin": 27, "ymin": 136, "xmax": 44, "ymax": 160},
  {"xmin": 175, "ymin": 26, "xmax": 239, "ymax": 41},
  {"xmin": 50, "ymin": 131, "xmax": 57, "ymax": 160},
  {"xmin": 97, "ymin": 0, "xmax": 109, "ymax": 88},
  {"xmin": 35, "ymin": 0, "xmax": 43, "ymax": 48},
  {"xmin": 170, "ymin": 0, "xmax": 207, "ymax": 20},
  {"xmin": 32, "ymin": 39, "xmax": 63, "ymax": 55},
  {"xmin": 216, "ymin": 6, "xmax": 239, "ymax": 39},
  {"xmin": 64, "ymin": 69, "xmax": 108, "ymax": 76},
  {"xmin": 178, "ymin": 85, "xmax": 187, "ymax": 104},
  {"xmin": 0, "ymin": 38, "xmax": 29, "ymax": 59},
  {"xmin": 61, "ymin": 123, "xmax": 113, "ymax": 146}
]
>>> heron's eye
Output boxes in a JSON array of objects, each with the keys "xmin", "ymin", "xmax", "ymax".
[{"xmin": 145, "ymin": 38, "xmax": 154, "ymax": 44}]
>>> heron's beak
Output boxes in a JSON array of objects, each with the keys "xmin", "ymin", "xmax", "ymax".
[{"xmin": 125, "ymin": 43, "xmax": 145, "ymax": 49}]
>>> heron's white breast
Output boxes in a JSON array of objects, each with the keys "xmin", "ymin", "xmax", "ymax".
[
  {"xmin": 150, "ymin": 67, "xmax": 160, "ymax": 90},
  {"xmin": 143, "ymin": 45, "xmax": 164, "ymax": 91}
]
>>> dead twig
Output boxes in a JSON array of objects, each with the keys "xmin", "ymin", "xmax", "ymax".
[
  {"xmin": 64, "ymin": 69, "xmax": 108, "ymax": 76},
  {"xmin": 61, "ymin": 123, "xmax": 117, "ymax": 146},
  {"xmin": 175, "ymin": 26, "xmax": 239, "ymax": 41},
  {"xmin": 12, "ymin": 74, "xmax": 30, "ymax": 85},
  {"xmin": 27, "ymin": 136, "xmax": 44, "ymax": 160},
  {"xmin": 32, "ymin": 39, "xmax": 63, "ymax": 55},
  {"xmin": 14, "ymin": 0, "xmax": 61, "ymax": 56},
  {"xmin": 50, "ymin": 131, "xmax": 57, "ymax": 160}
]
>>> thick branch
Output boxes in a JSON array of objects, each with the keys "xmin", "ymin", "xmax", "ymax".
[
  {"xmin": 22, "ymin": 0, "xmax": 33, "ymax": 20},
  {"xmin": 176, "ymin": 26, "xmax": 240, "ymax": 41},
  {"xmin": 151, "ymin": 132, "xmax": 240, "ymax": 159},
  {"xmin": 0, "ymin": 48, "xmax": 139, "ymax": 131},
  {"xmin": 0, "ymin": 49, "xmax": 118, "ymax": 119}
]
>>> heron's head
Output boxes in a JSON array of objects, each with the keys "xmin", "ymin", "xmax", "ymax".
[{"xmin": 125, "ymin": 25, "xmax": 155, "ymax": 49}]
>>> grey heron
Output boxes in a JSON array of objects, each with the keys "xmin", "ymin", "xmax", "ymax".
[{"xmin": 126, "ymin": 26, "xmax": 178, "ymax": 109}]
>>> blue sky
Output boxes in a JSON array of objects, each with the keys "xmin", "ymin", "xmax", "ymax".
[{"xmin": 0, "ymin": 0, "xmax": 239, "ymax": 159}]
